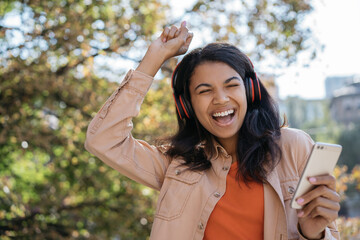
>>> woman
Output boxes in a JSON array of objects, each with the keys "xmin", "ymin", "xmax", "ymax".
[{"xmin": 85, "ymin": 21, "xmax": 340, "ymax": 240}]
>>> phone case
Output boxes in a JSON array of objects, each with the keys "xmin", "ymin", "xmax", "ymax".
[{"xmin": 290, "ymin": 142, "xmax": 342, "ymax": 209}]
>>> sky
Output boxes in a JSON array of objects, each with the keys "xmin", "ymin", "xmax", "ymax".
[
  {"xmin": 171, "ymin": 0, "xmax": 360, "ymax": 99},
  {"xmin": 274, "ymin": 0, "xmax": 360, "ymax": 99}
]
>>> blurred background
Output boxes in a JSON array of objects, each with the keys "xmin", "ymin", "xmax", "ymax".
[{"xmin": 0, "ymin": 0, "xmax": 359, "ymax": 239}]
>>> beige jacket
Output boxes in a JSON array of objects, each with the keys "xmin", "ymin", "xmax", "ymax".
[{"xmin": 85, "ymin": 70, "xmax": 340, "ymax": 240}]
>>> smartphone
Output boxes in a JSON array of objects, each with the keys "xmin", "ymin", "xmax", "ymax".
[{"xmin": 290, "ymin": 142, "xmax": 342, "ymax": 209}]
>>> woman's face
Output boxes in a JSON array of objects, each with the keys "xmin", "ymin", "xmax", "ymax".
[{"xmin": 189, "ymin": 61, "xmax": 247, "ymax": 145}]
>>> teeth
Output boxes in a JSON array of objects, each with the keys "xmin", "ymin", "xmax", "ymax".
[{"xmin": 213, "ymin": 109, "xmax": 234, "ymax": 117}]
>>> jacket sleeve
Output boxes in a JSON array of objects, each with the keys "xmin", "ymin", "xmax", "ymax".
[
  {"xmin": 298, "ymin": 222, "xmax": 340, "ymax": 240},
  {"xmin": 84, "ymin": 69, "xmax": 171, "ymax": 191},
  {"xmin": 295, "ymin": 131, "xmax": 340, "ymax": 240}
]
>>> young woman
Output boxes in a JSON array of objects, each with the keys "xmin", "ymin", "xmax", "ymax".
[{"xmin": 85, "ymin": 21, "xmax": 340, "ymax": 240}]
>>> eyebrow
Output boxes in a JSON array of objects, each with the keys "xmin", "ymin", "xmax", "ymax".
[
  {"xmin": 224, "ymin": 76, "xmax": 241, "ymax": 84},
  {"xmin": 194, "ymin": 76, "xmax": 241, "ymax": 91}
]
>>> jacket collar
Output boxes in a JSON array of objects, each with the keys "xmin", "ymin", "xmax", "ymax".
[{"xmin": 201, "ymin": 137, "xmax": 230, "ymax": 160}]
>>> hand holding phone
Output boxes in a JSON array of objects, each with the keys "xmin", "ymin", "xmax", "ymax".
[{"xmin": 290, "ymin": 142, "xmax": 342, "ymax": 209}]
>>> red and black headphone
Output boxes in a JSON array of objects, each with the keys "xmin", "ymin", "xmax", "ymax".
[
  {"xmin": 171, "ymin": 64, "xmax": 195, "ymax": 119},
  {"xmin": 171, "ymin": 57, "xmax": 261, "ymax": 120},
  {"xmin": 245, "ymin": 58, "xmax": 262, "ymax": 108}
]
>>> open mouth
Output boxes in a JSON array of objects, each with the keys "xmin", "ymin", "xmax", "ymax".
[{"xmin": 212, "ymin": 109, "xmax": 235, "ymax": 124}]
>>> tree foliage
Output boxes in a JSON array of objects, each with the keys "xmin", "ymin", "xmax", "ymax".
[{"xmin": 0, "ymin": 0, "xmax": 313, "ymax": 238}]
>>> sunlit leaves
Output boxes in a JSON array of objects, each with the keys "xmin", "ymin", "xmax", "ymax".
[
  {"xmin": 0, "ymin": 0, "xmax": 162, "ymax": 238},
  {"xmin": 334, "ymin": 165, "xmax": 351, "ymax": 200},
  {"xmin": 336, "ymin": 217, "xmax": 360, "ymax": 239}
]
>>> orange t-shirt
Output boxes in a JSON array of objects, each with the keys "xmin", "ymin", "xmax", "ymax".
[{"xmin": 203, "ymin": 161, "xmax": 264, "ymax": 240}]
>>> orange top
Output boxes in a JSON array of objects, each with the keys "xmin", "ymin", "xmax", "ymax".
[{"xmin": 203, "ymin": 161, "xmax": 264, "ymax": 240}]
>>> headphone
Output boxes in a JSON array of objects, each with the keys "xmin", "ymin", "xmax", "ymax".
[
  {"xmin": 171, "ymin": 64, "xmax": 195, "ymax": 119},
  {"xmin": 171, "ymin": 58, "xmax": 261, "ymax": 120}
]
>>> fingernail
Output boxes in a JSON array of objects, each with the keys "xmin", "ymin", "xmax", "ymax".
[
  {"xmin": 297, "ymin": 198, "xmax": 304, "ymax": 204},
  {"xmin": 162, "ymin": 38, "xmax": 166, "ymax": 42},
  {"xmin": 182, "ymin": 21, "xmax": 186, "ymax": 27},
  {"xmin": 297, "ymin": 211, "xmax": 304, "ymax": 217},
  {"xmin": 309, "ymin": 177, "xmax": 316, "ymax": 183}
]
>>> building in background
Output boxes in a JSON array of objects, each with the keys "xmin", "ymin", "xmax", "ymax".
[
  {"xmin": 268, "ymin": 74, "xmax": 360, "ymax": 128},
  {"xmin": 330, "ymin": 81, "xmax": 360, "ymax": 125},
  {"xmin": 279, "ymin": 97, "xmax": 327, "ymax": 130},
  {"xmin": 325, "ymin": 75, "xmax": 360, "ymax": 98}
]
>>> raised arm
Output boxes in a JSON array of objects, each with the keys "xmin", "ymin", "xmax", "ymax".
[
  {"xmin": 137, "ymin": 21, "xmax": 193, "ymax": 77},
  {"xmin": 84, "ymin": 22, "xmax": 193, "ymax": 190}
]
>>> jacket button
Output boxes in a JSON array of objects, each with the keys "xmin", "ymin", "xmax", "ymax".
[
  {"xmin": 222, "ymin": 166, "xmax": 229, "ymax": 171},
  {"xmin": 288, "ymin": 186, "xmax": 295, "ymax": 194},
  {"xmin": 213, "ymin": 192, "xmax": 221, "ymax": 198},
  {"xmin": 198, "ymin": 222, "xmax": 204, "ymax": 230},
  {"xmin": 175, "ymin": 169, "xmax": 181, "ymax": 175}
]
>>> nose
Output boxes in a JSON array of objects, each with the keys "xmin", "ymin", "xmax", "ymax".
[{"xmin": 213, "ymin": 90, "xmax": 229, "ymax": 105}]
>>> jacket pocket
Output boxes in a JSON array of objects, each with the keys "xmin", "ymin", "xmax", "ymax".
[{"xmin": 155, "ymin": 162, "xmax": 203, "ymax": 220}]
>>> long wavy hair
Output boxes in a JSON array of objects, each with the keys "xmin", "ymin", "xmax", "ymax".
[{"xmin": 162, "ymin": 43, "xmax": 283, "ymax": 183}]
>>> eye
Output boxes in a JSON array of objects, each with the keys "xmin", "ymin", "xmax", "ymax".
[
  {"xmin": 226, "ymin": 84, "xmax": 240, "ymax": 88},
  {"xmin": 199, "ymin": 89, "xmax": 211, "ymax": 94}
]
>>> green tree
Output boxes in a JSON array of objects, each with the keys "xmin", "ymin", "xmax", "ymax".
[{"xmin": 0, "ymin": 0, "xmax": 313, "ymax": 238}]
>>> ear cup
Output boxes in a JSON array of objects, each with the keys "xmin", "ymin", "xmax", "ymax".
[
  {"xmin": 245, "ymin": 55, "xmax": 261, "ymax": 107},
  {"xmin": 173, "ymin": 93, "xmax": 194, "ymax": 119},
  {"xmin": 173, "ymin": 93, "xmax": 185, "ymax": 120},
  {"xmin": 172, "ymin": 64, "xmax": 194, "ymax": 119},
  {"xmin": 245, "ymin": 73, "xmax": 261, "ymax": 107},
  {"xmin": 172, "ymin": 65, "xmax": 185, "ymax": 119},
  {"xmin": 252, "ymin": 73, "xmax": 261, "ymax": 104},
  {"xmin": 179, "ymin": 95, "xmax": 194, "ymax": 119},
  {"xmin": 245, "ymin": 76, "xmax": 253, "ymax": 106}
]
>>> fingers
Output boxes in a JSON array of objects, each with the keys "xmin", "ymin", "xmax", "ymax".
[
  {"xmin": 296, "ymin": 174, "xmax": 340, "ymax": 223},
  {"xmin": 296, "ymin": 174, "xmax": 339, "ymax": 205},
  {"xmin": 297, "ymin": 185, "xmax": 340, "ymax": 207},
  {"xmin": 298, "ymin": 196, "xmax": 340, "ymax": 219},
  {"xmin": 161, "ymin": 21, "xmax": 191, "ymax": 42},
  {"xmin": 185, "ymin": 31, "xmax": 193, "ymax": 45},
  {"xmin": 157, "ymin": 21, "xmax": 193, "ymax": 59},
  {"xmin": 177, "ymin": 31, "xmax": 193, "ymax": 54},
  {"xmin": 161, "ymin": 27, "xmax": 170, "ymax": 42},
  {"xmin": 177, "ymin": 21, "xmax": 190, "ymax": 42},
  {"xmin": 298, "ymin": 206, "xmax": 339, "ymax": 225},
  {"xmin": 308, "ymin": 174, "xmax": 336, "ymax": 191},
  {"xmin": 168, "ymin": 26, "xmax": 178, "ymax": 40},
  {"xmin": 161, "ymin": 22, "xmax": 186, "ymax": 43},
  {"xmin": 174, "ymin": 28, "xmax": 181, "ymax": 38}
]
